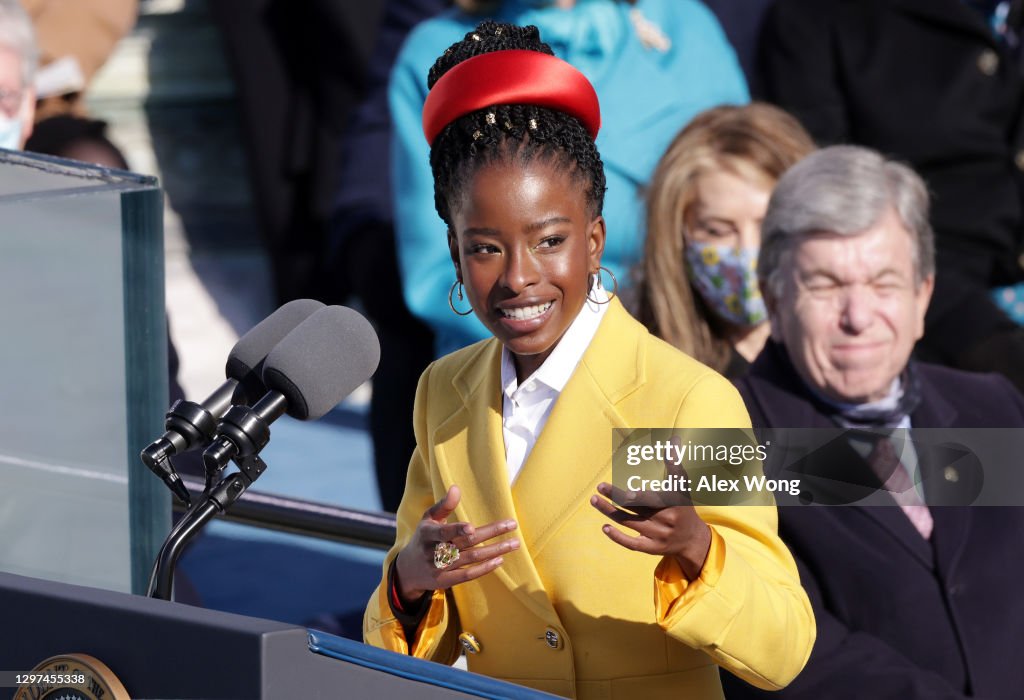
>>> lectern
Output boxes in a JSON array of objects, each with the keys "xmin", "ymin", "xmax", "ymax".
[{"xmin": 0, "ymin": 572, "xmax": 556, "ymax": 699}]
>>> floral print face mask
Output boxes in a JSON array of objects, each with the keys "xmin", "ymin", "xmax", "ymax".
[{"xmin": 684, "ymin": 241, "xmax": 767, "ymax": 327}]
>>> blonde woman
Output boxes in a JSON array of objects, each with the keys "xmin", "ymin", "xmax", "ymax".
[{"xmin": 636, "ymin": 103, "xmax": 814, "ymax": 377}]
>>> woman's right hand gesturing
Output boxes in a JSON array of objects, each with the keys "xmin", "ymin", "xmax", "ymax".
[{"xmin": 394, "ymin": 485, "xmax": 519, "ymax": 604}]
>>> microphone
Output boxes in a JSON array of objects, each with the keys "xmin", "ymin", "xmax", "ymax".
[
  {"xmin": 141, "ymin": 299, "xmax": 325, "ymax": 505},
  {"xmin": 202, "ymin": 305, "xmax": 381, "ymax": 474}
]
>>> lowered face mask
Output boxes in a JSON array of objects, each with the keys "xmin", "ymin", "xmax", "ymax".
[
  {"xmin": 684, "ymin": 240, "xmax": 767, "ymax": 327},
  {"xmin": 0, "ymin": 113, "xmax": 22, "ymax": 150}
]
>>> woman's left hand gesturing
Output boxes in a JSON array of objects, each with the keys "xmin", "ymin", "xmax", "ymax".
[{"xmin": 590, "ymin": 478, "xmax": 711, "ymax": 581}]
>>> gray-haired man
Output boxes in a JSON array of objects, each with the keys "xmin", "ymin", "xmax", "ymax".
[
  {"xmin": 724, "ymin": 145, "xmax": 1024, "ymax": 699},
  {"xmin": 0, "ymin": 0, "xmax": 36, "ymax": 149}
]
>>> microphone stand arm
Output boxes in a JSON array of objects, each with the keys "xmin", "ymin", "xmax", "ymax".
[{"xmin": 147, "ymin": 453, "xmax": 268, "ymax": 600}]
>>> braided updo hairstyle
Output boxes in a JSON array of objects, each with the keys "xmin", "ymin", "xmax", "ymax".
[{"xmin": 428, "ymin": 21, "xmax": 607, "ymax": 228}]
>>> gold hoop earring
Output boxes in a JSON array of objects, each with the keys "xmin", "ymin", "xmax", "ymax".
[
  {"xmin": 448, "ymin": 280, "xmax": 473, "ymax": 316},
  {"xmin": 588, "ymin": 266, "xmax": 618, "ymax": 304}
]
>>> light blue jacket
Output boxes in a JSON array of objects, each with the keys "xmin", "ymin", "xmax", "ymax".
[{"xmin": 390, "ymin": 0, "xmax": 748, "ymax": 356}]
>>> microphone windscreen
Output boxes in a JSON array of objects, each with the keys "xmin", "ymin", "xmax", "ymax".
[
  {"xmin": 262, "ymin": 306, "xmax": 381, "ymax": 420},
  {"xmin": 225, "ymin": 298, "xmax": 325, "ymax": 402}
]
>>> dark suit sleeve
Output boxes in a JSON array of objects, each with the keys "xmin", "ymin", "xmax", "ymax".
[
  {"xmin": 756, "ymin": 0, "xmax": 847, "ymax": 143},
  {"xmin": 331, "ymin": 0, "xmax": 449, "ymax": 239},
  {"xmin": 721, "ymin": 555, "xmax": 980, "ymax": 700},
  {"xmin": 1007, "ymin": 374, "xmax": 1024, "ymax": 417},
  {"xmin": 985, "ymin": 371, "xmax": 1024, "ymax": 420}
]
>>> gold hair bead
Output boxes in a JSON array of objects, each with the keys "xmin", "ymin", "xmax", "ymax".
[
  {"xmin": 494, "ymin": 26, "xmax": 503, "ymax": 35},
  {"xmin": 504, "ymin": 119, "xmax": 513, "ymax": 130},
  {"xmin": 485, "ymin": 112, "xmax": 496, "ymax": 125},
  {"xmin": 472, "ymin": 129, "xmax": 483, "ymax": 140},
  {"xmin": 471, "ymin": 33, "xmax": 481, "ymax": 41},
  {"xmin": 528, "ymin": 118, "xmax": 538, "ymax": 130}
]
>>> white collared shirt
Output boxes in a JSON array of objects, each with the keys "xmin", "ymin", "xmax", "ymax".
[{"xmin": 500, "ymin": 286, "xmax": 610, "ymax": 483}]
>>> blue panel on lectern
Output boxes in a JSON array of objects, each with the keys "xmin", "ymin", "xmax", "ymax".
[{"xmin": 309, "ymin": 630, "xmax": 560, "ymax": 699}]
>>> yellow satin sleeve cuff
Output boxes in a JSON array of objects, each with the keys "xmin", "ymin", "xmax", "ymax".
[
  {"xmin": 409, "ymin": 589, "xmax": 449, "ymax": 658},
  {"xmin": 367, "ymin": 584, "xmax": 448, "ymax": 658},
  {"xmin": 653, "ymin": 525, "xmax": 726, "ymax": 623}
]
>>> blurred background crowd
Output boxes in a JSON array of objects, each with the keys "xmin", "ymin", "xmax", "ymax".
[{"xmin": 2, "ymin": 0, "xmax": 1024, "ymax": 695}]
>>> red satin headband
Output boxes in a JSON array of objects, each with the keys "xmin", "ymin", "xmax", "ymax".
[{"xmin": 422, "ymin": 49, "xmax": 601, "ymax": 145}]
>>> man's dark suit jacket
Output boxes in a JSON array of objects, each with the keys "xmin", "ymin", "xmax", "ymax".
[
  {"xmin": 722, "ymin": 342, "xmax": 1024, "ymax": 699},
  {"xmin": 758, "ymin": 0, "xmax": 1024, "ymax": 375}
]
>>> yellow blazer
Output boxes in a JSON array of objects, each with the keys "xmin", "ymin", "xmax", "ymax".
[{"xmin": 365, "ymin": 299, "xmax": 814, "ymax": 699}]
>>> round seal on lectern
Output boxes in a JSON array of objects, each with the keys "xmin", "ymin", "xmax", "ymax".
[{"xmin": 13, "ymin": 653, "xmax": 130, "ymax": 700}]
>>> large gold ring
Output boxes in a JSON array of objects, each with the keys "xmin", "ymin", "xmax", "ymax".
[{"xmin": 433, "ymin": 541, "xmax": 460, "ymax": 569}]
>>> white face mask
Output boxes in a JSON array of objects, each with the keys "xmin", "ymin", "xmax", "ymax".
[{"xmin": 0, "ymin": 113, "xmax": 22, "ymax": 150}]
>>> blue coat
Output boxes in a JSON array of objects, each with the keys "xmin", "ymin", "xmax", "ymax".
[
  {"xmin": 389, "ymin": 0, "xmax": 748, "ymax": 356},
  {"xmin": 725, "ymin": 342, "xmax": 1024, "ymax": 699}
]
